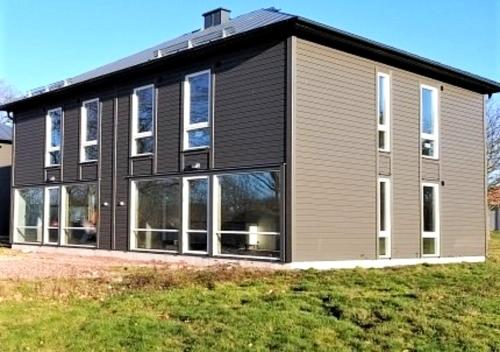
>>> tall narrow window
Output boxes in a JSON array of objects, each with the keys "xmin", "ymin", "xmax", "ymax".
[
  {"xmin": 80, "ymin": 98, "xmax": 99, "ymax": 162},
  {"xmin": 130, "ymin": 178, "xmax": 180, "ymax": 251},
  {"xmin": 44, "ymin": 187, "xmax": 60, "ymax": 244},
  {"xmin": 377, "ymin": 73, "xmax": 390, "ymax": 151},
  {"xmin": 378, "ymin": 178, "xmax": 391, "ymax": 258},
  {"xmin": 421, "ymin": 85, "xmax": 439, "ymax": 158},
  {"xmin": 183, "ymin": 70, "xmax": 211, "ymax": 150},
  {"xmin": 422, "ymin": 183, "xmax": 440, "ymax": 256},
  {"xmin": 46, "ymin": 108, "xmax": 62, "ymax": 166},
  {"xmin": 14, "ymin": 188, "xmax": 44, "ymax": 243},
  {"xmin": 131, "ymin": 85, "xmax": 155, "ymax": 156},
  {"xmin": 183, "ymin": 177, "xmax": 209, "ymax": 253}
]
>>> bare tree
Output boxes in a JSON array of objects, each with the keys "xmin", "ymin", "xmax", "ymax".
[
  {"xmin": 0, "ymin": 80, "xmax": 20, "ymax": 126},
  {"xmin": 487, "ymin": 96, "xmax": 500, "ymax": 186}
]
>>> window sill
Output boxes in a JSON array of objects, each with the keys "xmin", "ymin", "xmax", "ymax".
[
  {"xmin": 183, "ymin": 147, "xmax": 210, "ymax": 153},
  {"xmin": 79, "ymin": 160, "xmax": 98, "ymax": 165},
  {"xmin": 422, "ymin": 155, "xmax": 439, "ymax": 161},
  {"xmin": 130, "ymin": 153, "xmax": 154, "ymax": 159}
]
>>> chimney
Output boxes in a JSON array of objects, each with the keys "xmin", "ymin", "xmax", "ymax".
[{"xmin": 202, "ymin": 8, "xmax": 231, "ymax": 29}]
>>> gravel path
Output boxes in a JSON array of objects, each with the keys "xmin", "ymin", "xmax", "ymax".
[{"xmin": 0, "ymin": 248, "xmax": 155, "ymax": 280}]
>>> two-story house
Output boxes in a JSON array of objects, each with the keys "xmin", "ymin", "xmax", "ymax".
[{"xmin": 1, "ymin": 8, "xmax": 499, "ymax": 268}]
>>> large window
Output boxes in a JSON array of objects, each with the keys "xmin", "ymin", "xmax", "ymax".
[
  {"xmin": 421, "ymin": 85, "xmax": 439, "ymax": 158},
  {"xmin": 378, "ymin": 178, "xmax": 391, "ymax": 258},
  {"xmin": 44, "ymin": 187, "xmax": 60, "ymax": 244},
  {"xmin": 131, "ymin": 85, "xmax": 155, "ymax": 156},
  {"xmin": 183, "ymin": 70, "xmax": 211, "ymax": 150},
  {"xmin": 183, "ymin": 177, "xmax": 209, "ymax": 253},
  {"xmin": 80, "ymin": 98, "xmax": 99, "ymax": 162},
  {"xmin": 131, "ymin": 178, "xmax": 180, "ymax": 251},
  {"xmin": 62, "ymin": 184, "xmax": 98, "ymax": 246},
  {"xmin": 46, "ymin": 107, "xmax": 62, "ymax": 166},
  {"xmin": 422, "ymin": 183, "xmax": 440, "ymax": 256},
  {"xmin": 216, "ymin": 171, "xmax": 280, "ymax": 259},
  {"xmin": 377, "ymin": 73, "xmax": 390, "ymax": 152},
  {"xmin": 14, "ymin": 188, "xmax": 44, "ymax": 243}
]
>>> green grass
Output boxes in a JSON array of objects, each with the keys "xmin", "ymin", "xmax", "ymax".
[{"xmin": 1, "ymin": 236, "xmax": 500, "ymax": 351}]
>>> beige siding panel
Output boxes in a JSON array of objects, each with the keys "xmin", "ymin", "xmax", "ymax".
[
  {"xmin": 379, "ymin": 153, "xmax": 391, "ymax": 176},
  {"xmin": 0, "ymin": 143, "xmax": 11, "ymax": 167},
  {"xmin": 422, "ymin": 159, "xmax": 440, "ymax": 181},
  {"xmin": 293, "ymin": 39, "xmax": 377, "ymax": 261},
  {"xmin": 441, "ymin": 86, "xmax": 485, "ymax": 257}
]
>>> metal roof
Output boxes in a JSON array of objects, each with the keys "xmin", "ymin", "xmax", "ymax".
[
  {"xmin": 0, "ymin": 124, "xmax": 12, "ymax": 142},
  {"xmin": 1, "ymin": 6, "xmax": 499, "ymax": 109}
]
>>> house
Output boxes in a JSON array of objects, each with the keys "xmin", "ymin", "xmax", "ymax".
[
  {"xmin": 1, "ymin": 8, "xmax": 499, "ymax": 268},
  {"xmin": 0, "ymin": 123, "xmax": 12, "ymax": 241}
]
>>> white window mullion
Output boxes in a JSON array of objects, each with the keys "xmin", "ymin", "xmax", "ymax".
[
  {"xmin": 131, "ymin": 84, "xmax": 155, "ymax": 156},
  {"xmin": 377, "ymin": 72, "xmax": 391, "ymax": 152},
  {"xmin": 183, "ymin": 70, "xmax": 211, "ymax": 151},
  {"xmin": 421, "ymin": 183, "xmax": 440, "ymax": 256},
  {"xmin": 378, "ymin": 177, "xmax": 391, "ymax": 258}
]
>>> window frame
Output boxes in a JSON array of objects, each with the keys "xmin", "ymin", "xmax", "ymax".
[
  {"xmin": 45, "ymin": 107, "xmax": 63, "ymax": 167},
  {"xmin": 377, "ymin": 72, "xmax": 391, "ymax": 152},
  {"xmin": 131, "ymin": 84, "xmax": 155, "ymax": 157},
  {"xmin": 43, "ymin": 186, "xmax": 60, "ymax": 245},
  {"xmin": 420, "ymin": 84, "xmax": 439, "ymax": 159},
  {"xmin": 421, "ymin": 182, "xmax": 440, "ymax": 257},
  {"xmin": 183, "ymin": 69, "xmax": 212, "ymax": 151},
  {"xmin": 80, "ymin": 98, "xmax": 100, "ymax": 163},
  {"xmin": 129, "ymin": 177, "xmax": 181, "ymax": 253},
  {"xmin": 13, "ymin": 187, "xmax": 44, "ymax": 244},
  {"xmin": 182, "ymin": 176, "xmax": 210, "ymax": 254},
  {"xmin": 60, "ymin": 183, "xmax": 98, "ymax": 248},
  {"xmin": 377, "ymin": 177, "xmax": 391, "ymax": 258}
]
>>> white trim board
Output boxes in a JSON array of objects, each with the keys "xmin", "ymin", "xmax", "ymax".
[
  {"xmin": 287, "ymin": 256, "xmax": 485, "ymax": 270},
  {"xmin": 10, "ymin": 244, "xmax": 485, "ymax": 270}
]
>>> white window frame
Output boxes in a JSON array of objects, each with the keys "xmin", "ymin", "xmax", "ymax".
[
  {"xmin": 420, "ymin": 84, "xmax": 439, "ymax": 159},
  {"xmin": 183, "ymin": 70, "xmax": 211, "ymax": 151},
  {"xmin": 182, "ymin": 176, "xmax": 210, "ymax": 254},
  {"xmin": 13, "ymin": 187, "xmax": 44, "ymax": 244},
  {"xmin": 212, "ymin": 172, "xmax": 281, "ymax": 261},
  {"xmin": 129, "ymin": 178, "xmax": 180, "ymax": 253},
  {"xmin": 43, "ymin": 186, "xmax": 60, "ymax": 244},
  {"xmin": 60, "ymin": 184, "xmax": 98, "ymax": 248},
  {"xmin": 45, "ymin": 107, "xmax": 63, "ymax": 167},
  {"xmin": 80, "ymin": 98, "xmax": 100, "ymax": 163},
  {"xmin": 131, "ymin": 84, "xmax": 155, "ymax": 156},
  {"xmin": 377, "ymin": 72, "xmax": 391, "ymax": 152},
  {"xmin": 377, "ymin": 177, "xmax": 391, "ymax": 258},
  {"xmin": 421, "ymin": 182, "xmax": 440, "ymax": 257}
]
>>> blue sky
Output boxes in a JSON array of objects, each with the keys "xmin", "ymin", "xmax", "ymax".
[{"xmin": 0, "ymin": 0, "xmax": 499, "ymax": 96}]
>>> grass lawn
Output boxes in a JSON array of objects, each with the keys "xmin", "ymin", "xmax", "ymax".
[{"xmin": 0, "ymin": 236, "xmax": 499, "ymax": 351}]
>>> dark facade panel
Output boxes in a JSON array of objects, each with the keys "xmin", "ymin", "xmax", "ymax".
[
  {"xmin": 62, "ymin": 104, "xmax": 80, "ymax": 182},
  {"xmin": 80, "ymin": 163, "xmax": 98, "ymax": 180},
  {"xmin": 183, "ymin": 151, "xmax": 209, "ymax": 171},
  {"xmin": 45, "ymin": 168, "xmax": 61, "ymax": 183},
  {"xmin": 14, "ymin": 109, "xmax": 44, "ymax": 186},
  {"xmin": 131, "ymin": 157, "xmax": 153, "ymax": 176},
  {"xmin": 214, "ymin": 41, "xmax": 286, "ymax": 169}
]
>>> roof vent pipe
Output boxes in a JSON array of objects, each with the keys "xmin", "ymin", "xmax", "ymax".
[{"xmin": 203, "ymin": 8, "xmax": 231, "ymax": 29}]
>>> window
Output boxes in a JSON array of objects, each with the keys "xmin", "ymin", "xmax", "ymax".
[
  {"xmin": 215, "ymin": 171, "xmax": 281, "ymax": 259},
  {"xmin": 62, "ymin": 184, "xmax": 98, "ymax": 246},
  {"xmin": 46, "ymin": 108, "xmax": 62, "ymax": 166},
  {"xmin": 421, "ymin": 85, "xmax": 439, "ymax": 158},
  {"xmin": 183, "ymin": 70, "xmax": 211, "ymax": 150},
  {"xmin": 377, "ymin": 73, "xmax": 390, "ymax": 152},
  {"xmin": 183, "ymin": 177, "xmax": 209, "ymax": 253},
  {"xmin": 130, "ymin": 178, "xmax": 180, "ymax": 251},
  {"xmin": 80, "ymin": 99, "xmax": 99, "ymax": 162},
  {"xmin": 422, "ymin": 183, "xmax": 440, "ymax": 256},
  {"xmin": 131, "ymin": 85, "xmax": 155, "ymax": 156},
  {"xmin": 44, "ymin": 187, "xmax": 60, "ymax": 244},
  {"xmin": 14, "ymin": 188, "xmax": 43, "ymax": 243},
  {"xmin": 378, "ymin": 178, "xmax": 391, "ymax": 258}
]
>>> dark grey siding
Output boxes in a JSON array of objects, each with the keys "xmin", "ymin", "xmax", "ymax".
[
  {"xmin": 0, "ymin": 142, "xmax": 11, "ymax": 239},
  {"xmin": 14, "ymin": 109, "xmax": 45, "ymax": 185},
  {"xmin": 214, "ymin": 41, "xmax": 286, "ymax": 168},
  {"xmin": 62, "ymin": 104, "xmax": 79, "ymax": 181},
  {"xmin": 131, "ymin": 157, "xmax": 153, "ymax": 176}
]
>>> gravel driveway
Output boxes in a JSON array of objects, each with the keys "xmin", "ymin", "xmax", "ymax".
[{"xmin": 0, "ymin": 248, "xmax": 155, "ymax": 280}]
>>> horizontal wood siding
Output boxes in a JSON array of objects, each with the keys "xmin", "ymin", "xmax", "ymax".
[
  {"xmin": 62, "ymin": 104, "xmax": 79, "ymax": 181},
  {"xmin": 293, "ymin": 39, "xmax": 377, "ymax": 261},
  {"xmin": 99, "ymin": 97, "xmax": 114, "ymax": 250},
  {"xmin": 391, "ymin": 70, "xmax": 421, "ymax": 258},
  {"xmin": 214, "ymin": 41, "xmax": 286, "ymax": 168},
  {"xmin": 14, "ymin": 109, "xmax": 44, "ymax": 185},
  {"xmin": 421, "ymin": 159, "xmax": 440, "ymax": 181},
  {"xmin": 378, "ymin": 153, "xmax": 391, "ymax": 176},
  {"xmin": 441, "ymin": 86, "xmax": 485, "ymax": 256}
]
